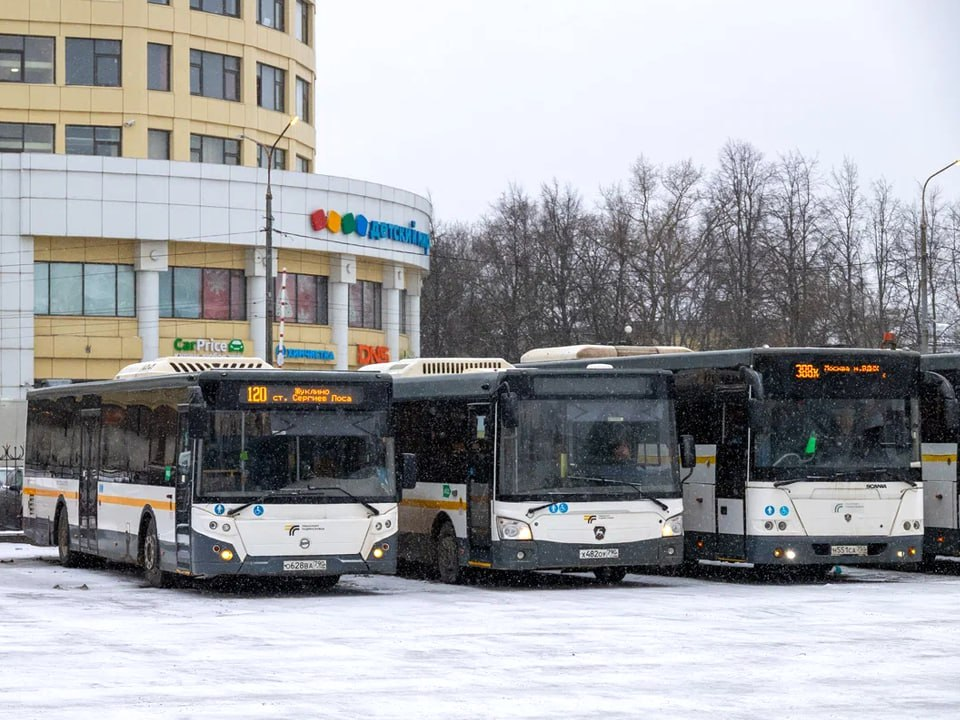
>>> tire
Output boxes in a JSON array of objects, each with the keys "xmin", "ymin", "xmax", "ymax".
[
  {"xmin": 434, "ymin": 522, "xmax": 462, "ymax": 584},
  {"xmin": 56, "ymin": 510, "xmax": 80, "ymax": 568},
  {"xmin": 142, "ymin": 516, "xmax": 170, "ymax": 588},
  {"xmin": 594, "ymin": 566, "xmax": 627, "ymax": 584},
  {"xmin": 310, "ymin": 575, "xmax": 341, "ymax": 590}
]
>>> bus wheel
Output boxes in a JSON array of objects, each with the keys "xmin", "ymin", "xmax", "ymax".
[
  {"xmin": 56, "ymin": 511, "xmax": 79, "ymax": 568},
  {"xmin": 310, "ymin": 575, "xmax": 340, "ymax": 591},
  {"xmin": 435, "ymin": 523, "xmax": 462, "ymax": 584},
  {"xmin": 594, "ymin": 566, "xmax": 627, "ymax": 584},
  {"xmin": 142, "ymin": 517, "xmax": 170, "ymax": 588}
]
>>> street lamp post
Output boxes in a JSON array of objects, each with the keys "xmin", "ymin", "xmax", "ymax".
[
  {"xmin": 919, "ymin": 159, "xmax": 959, "ymax": 354},
  {"xmin": 240, "ymin": 116, "xmax": 298, "ymax": 365}
]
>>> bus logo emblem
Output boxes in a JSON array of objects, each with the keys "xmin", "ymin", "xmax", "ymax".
[
  {"xmin": 594, "ymin": 526, "xmax": 606, "ymax": 540},
  {"xmin": 299, "ymin": 538, "xmax": 311, "ymax": 549},
  {"xmin": 286, "ymin": 524, "xmax": 301, "ymax": 536},
  {"xmin": 584, "ymin": 515, "xmax": 597, "ymax": 524}
]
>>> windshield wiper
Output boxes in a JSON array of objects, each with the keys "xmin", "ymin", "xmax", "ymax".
[
  {"xmin": 525, "ymin": 496, "xmax": 566, "ymax": 517},
  {"xmin": 774, "ymin": 469, "xmax": 917, "ymax": 488},
  {"xmin": 302, "ymin": 486, "xmax": 381, "ymax": 516},
  {"xmin": 226, "ymin": 488, "xmax": 300, "ymax": 517},
  {"xmin": 567, "ymin": 475, "xmax": 669, "ymax": 511}
]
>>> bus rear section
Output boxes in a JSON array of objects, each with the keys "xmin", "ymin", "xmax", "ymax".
[
  {"xmin": 919, "ymin": 354, "xmax": 960, "ymax": 563},
  {"xmin": 521, "ymin": 346, "xmax": 924, "ymax": 573},
  {"xmin": 381, "ymin": 359, "xmax": 693, "ymax": 583},
  {"xmin": 22, "ymin": 358, "xmax": 404, "ymax": 588}
]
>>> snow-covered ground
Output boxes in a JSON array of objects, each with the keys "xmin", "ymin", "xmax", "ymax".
[{"xmin": 2, "ymin": 541, "xmax": 959, "ymax": 720}]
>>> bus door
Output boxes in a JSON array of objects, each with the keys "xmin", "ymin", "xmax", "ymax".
[
  {"xmin": 78, "ymin": 408, "xmax": 101, "ymax": 554},
  {"xmin": 174, "ymin": 408, "xmax": 196, "ymax": 572},
  {"xmin": 466, "ymin": 404, "xmax": 493, "ymax": 558},
  {"xmin": 714, "ymin": 386, "xmax": 749, "ymax": 559}
]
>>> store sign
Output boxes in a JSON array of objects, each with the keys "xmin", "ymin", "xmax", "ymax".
[
  {"xmin": 274, "ymin": 346, "xmax": 335, "ymax": 362},
  {"xmin": 310, "ymin": 208, "xmax": 430, "ymax": 255},
  {"xmin": 174, "ymin": 337, "xmax": 245, "ymax": 355},
  {"xmin": 358, "ymin": 344, "xmax": 390, "ymax": 365}
]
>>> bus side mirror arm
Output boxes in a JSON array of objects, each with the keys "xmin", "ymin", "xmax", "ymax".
[
  {"xmin": 400, "ymin": 453, "xmax": 418, "ymax": 490},
  {"xmin": 679, "ymin": 434, "xmax": 697, "ymax": 471}
]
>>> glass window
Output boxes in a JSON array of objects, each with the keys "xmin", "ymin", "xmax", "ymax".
[
  {"xmin": 36, "ymin": 263, "xmax": 135, "ymax": 316},
  {"xmin": 66, "ymin": 39, "xmax": 121, "ymax": 87},
  {"xmin": 190, "ymin": 49, "xmax": 240, "ymax": 101},
  {"xmin": 258, "ymin": 0, "xmax": 285, "ymax": 30},
  {"xmin": 34, "ymin": 262, "xmax": 49, "ymax": 315},
  {"xmin": 147, "ymin": 129, "xmax": 170, "ymax": 159},
  {"xmin": 295, "ymin": 1, "xmax": 310, "ymax": 45},
  {"xmin": 399, "ymin": 289, "xmax": 407, "ymax": 333},
  {"xmin": 295, "ymin": 155, "xmax": 310, "ymax": 173},
  {"xmin": 257, "ymin": 145, "xmax": 285, "ymax": 170},
  {"xmin": 190, "ymin": 133, "xmax": 240, "ymax": 165},
  {"xmin": 0, "ymin": 34, "xmax": 54, "ymax": 83},
  {"xmin": 159, "ymin": 267, "xmax": 246, "ymax": 320},
  {"xmin": 147, "ymin": 43, "xmax": 170, "ymax": 91},
  {"xmin": 275, "ymin": 274, "xmax": 327, "ymax": 324},
  {"xmin": 0, "ymin": 122, "xmax": 54, "ymax": 153},
  {"xmin": 256, "ymin": 63, "xmax": 285, "ymax": 112},
  {"xmin": 296, "ymin": 76, "xmax": 311, "ymax": 124},
  {"xmin": 190, "ymin": 0, "xmax": 240, "ymax": 17},
  {"xmin": 66, "ymin": 125, "xmax": 121, "ymax": 157},
  {"xmin": 349, "ymin": 280, "xmax": 382, "ymax": 329}
]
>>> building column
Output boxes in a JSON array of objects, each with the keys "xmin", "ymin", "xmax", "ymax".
[
  {"xmin": 135, "ymin": 240, "xmax": 168, "ymax": 362},
  {"xmin": 405, "ymin": 269, "xmax": 423, "ymax": 358},
  {"xmin": 0, "ymin": 232, "xmax": 33, "ymax": 450},
  {"xmin": 329, "ymin": 254, "xmax": 356, "ymax": 370},
  {"xmin": 382, "ymin": 265, "xmax": 404, "ymax": 362},
  {"xmin": 246, "ymin": 246, "xmax": 275, "ymax": 361}
]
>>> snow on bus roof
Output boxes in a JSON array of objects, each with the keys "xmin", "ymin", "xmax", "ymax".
[{"xmin": 519, "ymin": 345, "xmax": 692, "ymax": 364}]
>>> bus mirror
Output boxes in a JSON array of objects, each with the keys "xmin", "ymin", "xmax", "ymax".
[
  {"xmin": 400, "ymin": 453, "xmax": 418, "ymax": 490},
  {"xmin": 500, "ymin": 393, "xmax": 519, "ymax": 429},
  {"xmin": 188, "ymin": 406, "xmax": 206, "ymax": 438},
  {"xmin": 946, "ymin": 399, "xmax": 960, "ymax": 434},
  {"xmin": 748, "ymin": 398, "xmax": 770, "ymax": 429},
  {"xmin": 739, "ymin": 366, "xmax": 765, "ymax": 400},
  {"xmin": 679, "ymin": 434, "xmax": 696, "ymax": 469}
]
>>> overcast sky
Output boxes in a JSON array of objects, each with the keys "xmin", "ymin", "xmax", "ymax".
[{"xmin": 318, "ymin": 0, "xmax": 960, "ymax": 224}]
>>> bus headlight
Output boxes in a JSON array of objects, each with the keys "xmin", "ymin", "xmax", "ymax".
[
  {"xmin": 497, "ymin": 517, "xmax": 533, "ymax": 541},
  {"xmin": 661, "ymin": 514, "xmax": 683, "ymax": 537}
]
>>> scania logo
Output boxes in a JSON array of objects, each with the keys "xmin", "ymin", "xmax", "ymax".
[
  {"xmin": 299, "ymin": 538, "xmax": 311, "ymax": 550},
  {"xmin": 594, "ymin": 526, "xmax": 606, "ymax": 540},
  {"xmin": 285, "ymin": 524, "xmax": 301, "ymax": 536},
  {"xmin": 866, "ymin": 484, "xmax": 887, "ymax": 489},
  {"xmin": 584, "ymin": 514, "xmax": 598, "ymax": 524}
]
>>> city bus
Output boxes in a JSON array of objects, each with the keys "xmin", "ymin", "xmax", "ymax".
[
  {"xmin": 521, "ymin": 346, "xmax": 924, "ymax": 575},
  {"xmin": 21, "ymin": 357, "xmax": 407, "ymax": 588},
  {"xmin": 361, "ymin": 357, "xmax": 694, "ymax": 583},
  {"xmin": 918, "ymin": 353, "xmax": 960, "ymax": 564}
]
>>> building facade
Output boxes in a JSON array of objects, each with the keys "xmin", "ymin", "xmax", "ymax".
[{"xmin": 0, "ymin": 0, "xmax": 432, "ymax": 448}]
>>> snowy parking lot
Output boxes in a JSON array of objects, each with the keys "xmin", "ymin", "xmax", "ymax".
[{"xmin": 2, "ymin": 540, "xmax": 960, "ymax": 720}]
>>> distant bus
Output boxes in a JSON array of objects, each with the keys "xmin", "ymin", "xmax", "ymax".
[
  {"xmin": 21, "ymin": 357, "xmax": 407, "ymax": 588},
  {"xmin": 522, "ymin": 347, "xmax": 924, "ymax": 574},
  {"xmin": 918, "ymin": 353, "xmax": 960, "ymax": 563},
  {"xmin": 363, "ymin": 358, "xmax": 694, "ymax": 583}
]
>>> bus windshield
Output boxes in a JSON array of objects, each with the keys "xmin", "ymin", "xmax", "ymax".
[
  {"xmin": 498, "ymin": 398, "xmax": 680, "ymax": 499},
  {"xmin": 196, "ymin": 409, "xmax": 394, "ymax": 500},
  {"xmin": 754, "ymin": 398, "xmax": 913, "ymax": 471}
]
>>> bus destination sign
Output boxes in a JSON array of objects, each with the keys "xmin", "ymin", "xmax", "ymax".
[
  {"xmin": 794, "ymin": 362, "xmax": 884, "ymax": 380},
  {"xmin": 240, "ymin": 385, "xmax": 361, "ymax": 405}
]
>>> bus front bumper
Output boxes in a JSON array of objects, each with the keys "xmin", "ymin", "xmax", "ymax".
[
  {"xmin": 743, "ymin": 534, "xmax": 923, "ymax": 566},
  {"xmin": 488, "ymin": 535, "xmax": 682, "ymax": 572}
]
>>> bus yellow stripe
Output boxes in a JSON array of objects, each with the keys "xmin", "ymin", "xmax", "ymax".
[
  {"xmin": 400, "ymin": 498, "xmax": 464, "ymax": 511},
  {"xmin": 923, "ymin": 454, "xmax": 957, "ymax": 463},
  {"xmin": 697, "ymin": 456, "xmax": 716, "ymax": 465},
  {"xmin": 22, "ymin": 487, "xmax": 78, "ymax": 500},
  {"xmin": 98, "ymin": 494, "xmax": 175, "ymax": 512}
]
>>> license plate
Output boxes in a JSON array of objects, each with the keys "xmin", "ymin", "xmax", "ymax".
[
  {"xmin": 830, "ymin": 545, "xmax": 867, "ymax": 557},
  {"xmin": 283, "ymin": 559, "xmax": 327, "ymax": 571},
  {"xmin": 579, "ymin": 548, "xmax": 619, "ymax": 560}
]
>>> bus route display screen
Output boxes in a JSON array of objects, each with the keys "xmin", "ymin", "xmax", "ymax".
[
  {"xmin": 757, "ymin": 354, "xmax": 917, "ymax": 399},
  {"xmin": 793, "ymin": 362, "xmax": 884, "ymax": 380},
  {"xmin": 239, "ymin": 385, "xmax": 362, "ymax": 405}
]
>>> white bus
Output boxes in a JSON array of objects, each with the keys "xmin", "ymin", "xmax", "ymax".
[
  {"xmin": 21, "ymin": 357, "xmax": 408, "ymax": 588},
  {"xmin": 364, "ymin": 358, "xmax": 694, "ymax": 583},
  {"xmin": 522, "ymin": 347, "xmax": 925, "ymax": 575},
  {"xmin": 918, "ymin": 353, "xmax": 960, "ymax": 564}
]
